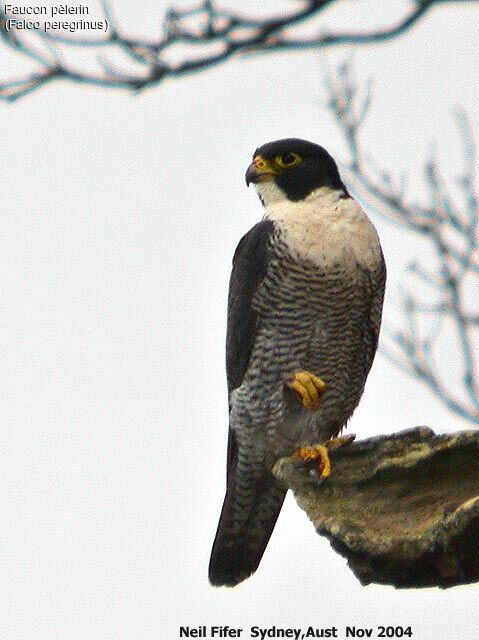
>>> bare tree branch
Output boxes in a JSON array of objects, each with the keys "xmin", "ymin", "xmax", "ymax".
[
  {"xmin": 324, "ymin": 61, "xmax": 479, "ymax": 424},
  {"xmin": 1, "ymin": 0, "xmax": 478, "ymax": 101}
]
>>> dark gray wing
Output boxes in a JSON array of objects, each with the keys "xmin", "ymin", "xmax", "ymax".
[
  {"xmin": 226, "ymin": 219, "xmax": 273, "ymax": 394},
  {"xmin": 225, "ymin": 219, "xmax": 273, "ymax": 476},
  {"xmin": 209, "ymin": 219, "xmax": 285, "ymax": 586}
]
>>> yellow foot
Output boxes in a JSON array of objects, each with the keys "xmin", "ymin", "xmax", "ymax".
[
  {"xmin": 293, "ymin": 434, "xmax": 356, "ymax": 481},
  {"xmin": 286, "ymin": 371, "xmax": 326, "ymax": 411}
]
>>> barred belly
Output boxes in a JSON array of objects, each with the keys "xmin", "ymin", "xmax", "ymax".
[{"xmin": 229, "ymin": 238, "xmax": 375, "ymax": 468}]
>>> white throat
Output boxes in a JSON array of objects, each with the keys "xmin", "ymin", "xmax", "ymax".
[
  {"xmin": 262, "ymin": 187, "xmax": 382, "ymax": 271},
  {"xmin": 254, "ymin": 181, "xmax": 288, "ymax": 206},
  {"xmin": 254, "ymin": 182, "xmax": 346, "ymax": 208}
]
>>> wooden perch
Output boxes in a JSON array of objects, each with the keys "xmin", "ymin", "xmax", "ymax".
[{"xmin": 273, "ymin": 427, "xmax": 479, "ymax": 588}]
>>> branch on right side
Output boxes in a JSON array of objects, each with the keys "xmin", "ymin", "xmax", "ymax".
[
  {"xmin": 274, "ymin": 427, "xmax": 479, "ymax": 588},
  {"xmin": 324, "ymin": 61, "xmax": 479, "ymax": 425}
]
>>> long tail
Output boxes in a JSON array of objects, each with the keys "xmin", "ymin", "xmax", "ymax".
[{"xmin": 208, "ymin": 461, "xmax": 286, "ymax": 587}]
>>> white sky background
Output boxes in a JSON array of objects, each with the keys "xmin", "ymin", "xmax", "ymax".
[{"xmin": 0, "ymin": 1, "xmax": 478, "ymax": 639}]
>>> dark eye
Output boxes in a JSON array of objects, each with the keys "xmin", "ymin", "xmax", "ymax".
[
  {"xmin": 275, "ymin": 152, "xmax": 302, "ymax": 168},
  {"xmin": 281, "ymin": 153, "xmax": 296, "ymax": 164}
]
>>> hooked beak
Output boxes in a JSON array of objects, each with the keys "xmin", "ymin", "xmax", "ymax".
[{"xmin": 245, "ymin": 155, "xmax": 276, "ymax": 186}]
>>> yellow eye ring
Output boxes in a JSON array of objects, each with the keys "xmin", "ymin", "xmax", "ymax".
[{"xmin": 275, "ymin": 152, "xmax": 302, "ymax": 168}]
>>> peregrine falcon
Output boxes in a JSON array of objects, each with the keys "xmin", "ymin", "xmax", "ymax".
[{"xmin": 209, "ymin": 139, "xmax": 386, "ymax": 587}]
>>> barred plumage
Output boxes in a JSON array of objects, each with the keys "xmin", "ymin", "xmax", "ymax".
[
  {"xmin": 209, "ymin": 139, "xmax": 385, "ymax": 587},
  {"xmin": 233, "ymin": 224, "xmax": 384, "ymax": 463}
]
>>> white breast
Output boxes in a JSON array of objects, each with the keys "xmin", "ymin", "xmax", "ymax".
[{"xmin": 262, "ymin": 187, "xmax": 382, "ymax": 272}]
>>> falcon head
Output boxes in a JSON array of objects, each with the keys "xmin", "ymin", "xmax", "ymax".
[{"xmin": 245, "ymin": 138, "xmax": 348, "ymax": 205}]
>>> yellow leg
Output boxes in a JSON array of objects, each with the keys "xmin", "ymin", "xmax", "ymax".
[
  {"xmin": 293, "ymin": 434, "xmax": 355, "ymax": 480},
  {"xmin": 286, "ymin": 370, "xmax": 326, "ymax": 411},
  {"xmin": 295, "ymin": 444, "xmax": 332, "ymax": 478}
]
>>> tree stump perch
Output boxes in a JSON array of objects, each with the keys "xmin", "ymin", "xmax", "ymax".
[{"xmin": 273, "ymin": 427, "xmax": 479, "ymax": 588}]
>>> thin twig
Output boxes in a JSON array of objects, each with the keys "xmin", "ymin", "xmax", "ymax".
[
  {"xmin": 324, "ymin": 61, "xmax": 479, "ymax": 424},
  {"xmin": 1, "ymin": 0, "xmax": 477, "ymax": 101}
]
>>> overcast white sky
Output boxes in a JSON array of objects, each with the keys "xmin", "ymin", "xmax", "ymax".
[{"xmin": 0, "ymin": 2, "xmax": 478, "ymax": 639}]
